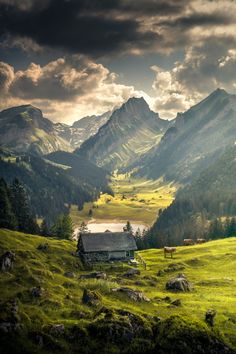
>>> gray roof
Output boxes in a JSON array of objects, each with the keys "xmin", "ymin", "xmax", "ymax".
[{"xmin": 80, "ymin": 232, "xmax": 137, "ymax": 253}]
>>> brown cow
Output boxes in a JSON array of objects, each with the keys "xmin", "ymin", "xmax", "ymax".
[
  {"xmin": 183, "ymin": 239, "xmax": 194, "ymax": 246},
  {"xmin": 196, "ymin": 238, "xmax": 206, "ymax": 244},
  {"xmin": 164, "ymin": 246, "xmax": 176, "ymax": 258}
]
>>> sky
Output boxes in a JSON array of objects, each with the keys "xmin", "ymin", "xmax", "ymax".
[{"xmin": 0, "ymin": 0, "xmax": 236, "ymax": 124}]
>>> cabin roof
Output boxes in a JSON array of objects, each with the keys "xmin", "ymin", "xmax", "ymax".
[{"xmin": 80, "ymin": 232, "xmax": 137, "ymax": 253}]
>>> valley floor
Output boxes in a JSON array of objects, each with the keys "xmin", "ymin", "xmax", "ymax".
[
  {"xmin": 70, "ymin": 174, "xmax": 176, "ymax": 228},
  {"xmin": 0, "ymin": 229, "xmax": 235, "ymax": 353}
]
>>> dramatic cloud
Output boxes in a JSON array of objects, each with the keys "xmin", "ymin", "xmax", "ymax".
[
  {"xmin": 151, "ymin": 35, "xmax": 236, "ymax": 118},
  {"xmin": 0, "ymin": 57, "xmax": 143, "ymax": 123}
]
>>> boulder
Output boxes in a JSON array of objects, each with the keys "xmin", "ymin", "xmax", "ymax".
[
  {"xmin": 30, "ymin": 286, "xmax": 44, "ymax": 298},
  {"xmin": 64, "ymin": 271, "xmax": 75, "ymax": 278},
  {"xmin": 112, "ymin": 287, "xmax": 150, "ymax": 302},
  {"xmin": 80, "ymin": 272, "xmax": 107, "ymax": 280},
  {"xmin": 123, "ymin": 268, "xmax": 140, "ymax": 277},
  {"xmin": 171, "ymin": 299, "xmax": 182, "ymax": 307},
  {"xmin": 0, "ymin": 251, "xmax": 15, "ymax": 271},
  {"xmin": 50, "ymin": 324, "xmax": 65, "ymax": 337},
  {"xmin": 82, "ymin": 289, "xmax": 101, "ymax": 306},
  {"xmin": 205, "ymin": 309, "xmax": 216, "ymax": 327},
  {"xmin": 166, "ymin": 274, "xmax": 191, "ymax": 292},
  {"xmin": 37, "ymin": 243, "xmax": 49, "ymax": 252}
]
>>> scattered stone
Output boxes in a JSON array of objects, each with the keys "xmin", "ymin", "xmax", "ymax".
[
  {"xmin": 163, "ymin": 296, "xmax": 171, "ymax": 302},
  {"xmin": 63, "ymin": 282, "xmax": 75, "ymax": 288},
  {"xmin": 123, "ymin": 268, "xmax": 140, "ymax": 277},
  {"xmin": 70, "ymin": 310, "xmax": 87, "ymax": 319},
  {"xmin": 64, "ymin": 271, "xmax": 75, "ymax": 278},
  {"xmin": 157, "ymin": 270, "xmax": 164, "ymax": 276},
  {"xmin": 79, "ymin": 272, "xmax": 107, "ymax": 280},
  {"xmin": 171, "ymin": 299, "xmax": 182, "ymax": 307},
  {"xmin": 0, "ymin": 251, "xmax": 15, "ymax": 271},
  {"xmin": 112, "ymin": 287, "xmax": 150, "ymax": 302},
  {"xmin": 166, "ymin": 273, "xmax": 191, "ymax": 292},
  {"xmin": 82, "ymin": 289, "xmax": 101, "ymax": 306},
  {"xmin": 205, "ymin": 309, "xmax": 216, "ymax": 327},
  {"xmin": 157, "ymin": 263, "xmax": 185, "ymax": 276},
  {"xmin": 37, "ymin": 243, "xmax": 49, "ymax": 252},
  {"xmin": 50, "ymin": 324, "xmax": 65, "ymax": 337},
  {"xmin": 134, "ymin": 280, "xmax": 144, "ymax": 286},
  {"xmin": 30, "ymin": 286, "xmax": 44, "ymax": 298}
]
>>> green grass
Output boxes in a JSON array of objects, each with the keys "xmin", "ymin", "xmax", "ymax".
[
  {"xmin": 0, "ymin": 229, "xmax": 236, "ymax": 352},
  {"xmin": 70, "ymin": 174, "xmax": 176, "ymax": 226}
]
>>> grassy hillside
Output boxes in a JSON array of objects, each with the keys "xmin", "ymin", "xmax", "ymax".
[{"xmin": 0, "ymin": 229, "xmax": 235, "ymax": 353}]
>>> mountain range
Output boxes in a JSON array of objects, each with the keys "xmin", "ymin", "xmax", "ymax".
[
  {"xmin": 76, "ymin": 97, "xmax": 169, "ymax": 170},
  {"xmin": 135, "ymin": 88, "xmax": 236, "ymax": 182},
  {"xmin": 0, "ymin": 105, "xmax": 111, "ymax": 155}
]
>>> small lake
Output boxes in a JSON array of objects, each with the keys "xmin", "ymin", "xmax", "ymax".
[
  {"xmin": 74, "ymin": 222, "xmax": 147, "ymax": 237},
  {"xmin": 87, "ymin": 222, "xmax": 147, "ymax": 233}
]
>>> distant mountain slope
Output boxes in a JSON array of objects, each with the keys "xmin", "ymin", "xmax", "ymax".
[
  {"xmin": 45, "ymin": 151, "xmax": 111, "ymax": 191},
  {"xmin": 0, "ymin": 105, "xmax": 111, "ymax": 154},
  {"xmin": 147, "ymin": 143, "xmax": 236, "ymax": 246},
  {"xmin": 0, "ymin": 105, "xmax": 72, "ymax": 155},
  {"xmin": 136, "ymin": 89, "xmax": 236, "ymax": 182},
  {"xmin": 76, "ymin": 97, "xmax": 169, "ymax": 170},
  {"xmin": 55, "ymin": 111, "xmax": 111, "ymax": 149},
  {"xmin": 0, "ymin": 151, "xmax": 110, "ymax": 222}
]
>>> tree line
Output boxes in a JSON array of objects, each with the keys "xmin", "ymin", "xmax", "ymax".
[{"xmin": 0, "ymin": 177, "xmax": 74, "ymax": 240}]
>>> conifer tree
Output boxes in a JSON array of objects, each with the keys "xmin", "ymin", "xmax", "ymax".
[{"xmin": 0, "ymin": 178, "xmax": 17, "ymax": 230}]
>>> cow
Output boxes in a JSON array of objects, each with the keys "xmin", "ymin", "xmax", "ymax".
[
  {"xmin": 164, "ymin": 246, "xmax": 176, "ymax": 258},
  {"xmin": 196, "ymin": 238, "xmax": 206, "ymax": 244},
  {"xmin": 183, "ymin": 239, "xmax": 194, "ymax": 246}
]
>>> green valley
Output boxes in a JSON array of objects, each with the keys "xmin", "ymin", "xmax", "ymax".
[{"xmin": 70, "ymin": 174, "xmax": 176, "ymax": 226}]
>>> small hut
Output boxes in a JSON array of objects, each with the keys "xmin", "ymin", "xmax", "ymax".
[{"xmin": 78, "ymin": 232, "xmax": 137, "ymax": 262}]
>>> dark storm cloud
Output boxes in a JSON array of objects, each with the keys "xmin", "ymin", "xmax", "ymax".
[
  {"xmin": 0, "ymin": 0, "xmax": 188, "ymax": 56},
  {"xmin": 160, "ymin": 12, "xmax": 234, "ymax": 28}
]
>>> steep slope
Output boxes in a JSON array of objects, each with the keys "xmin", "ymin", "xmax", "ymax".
[
  {"xmin": 0, "ymin": 151, "xmax": 110, "ymax": 222},
  {"xmin": 136, "ymin": 89, "xmax": 236, "ymax": 182},
  {"xmin": 76, "ymin": 97, "xmax": 169, "ymax": 170},
  {"xmin": 0, "ymin": 229, "xmax": 235, "ymax": 354},
  {"xmin": 45, "ymin": 151, "xmax": 111, "ymax": 191},
  {"xmin": 55, "ymin": 111, "xmax": 111, "ymax": 149},
  {"xmin": 0, "ymin": 105, "xmax": 71, "ymax": 155},
  {"xmin": 147, "ymin": 143, "xmax": 236, "ymax": 246}
]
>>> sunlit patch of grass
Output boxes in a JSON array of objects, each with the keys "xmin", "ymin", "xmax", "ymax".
[{"xmin": 70, "ymin": 175, "xmax": 176, "ymax": 226}]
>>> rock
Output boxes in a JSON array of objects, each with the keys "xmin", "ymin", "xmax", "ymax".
[
  {"xmin": 171, "ymin": 299, "xmax": 182, "ymax": 307},
  {"xmin": 157, "ymin": 270, "xmax": 164, "ymax": 276},
  {"xmin": 63, "ymin": 282, "xmax": 75, "ymax": 288},
  {"xmin": 50, "ymin": 324, "xmax": 65, "ymax": 337},
  {"xmin": 112, "ymin": 287, "xmax": 150, "ymax": 302},
  {"xmin": 205, "ymin": 309, "xmax": 216, "ymax": 327},
  {"xmin": 82, "ymin": 289, "xmax": 101, "ymax": 306},
  {"xmin": 0, "ymin": 251, "xmax": 15, "ymax": 271},
  {"xmin": 30, "ymin": 286, "xmax": 44, "ymax": 298},
  {"xmin": 0, "ymin": 322, "xmax": 23, "ymax": 333},
  {"xmin": 70, "ymin": 310, "xmax": 87, "ymax": 319},
  {"xmin": 64, "ymin": 271, "xmax": 75, "ymax": 278},
  {"xmin": 79, "ymin": 272, "xmax": 107, "ymax": 280},
  {"xmin": 166, "ymin": 274, "xmax": 191, "ymax": 292},
  {"xmin": 37, "ymin": 243, "xmax": 49, "ymax": 252},
  {"xmin": 123, "ymin": 268, "xmax": 140, "ymax": 277}
]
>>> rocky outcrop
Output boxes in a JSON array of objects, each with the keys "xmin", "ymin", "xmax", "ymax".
[
  {"xmin": 0, "ymin": 251, "xmax": 15, "ymax": 271},
  {"xmin": 123, "ymin": 268, "xmax": 140, "ymax": 277},
  {"xmin": 112, "ymin": 287, "xmax": 150, "ymax": 302},
  {"xmin": 166, "ymin": 274, "xmax": 191, "ymax": 292},
  {"xmin": 82, "ymin": 289, "xmax": 101, "ymax": 306},
  {"xmin": 79, "ymin": 272, "xmax": 107, "ymax": 280}
]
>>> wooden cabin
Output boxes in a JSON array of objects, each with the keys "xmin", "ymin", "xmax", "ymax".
[{"xmin": 78, "ymin": 232, "xmax": 137, "ymax": 262}]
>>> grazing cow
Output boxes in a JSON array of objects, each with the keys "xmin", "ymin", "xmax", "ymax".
[
  {"xmin": 164, "ymin": 246, "xmax": 176, "ymax": 258},
  {"xmin": 196, "ymin": 238, "xmax": 206, "ymax": 244},
  {"xmin": 183, "ymin": 239, "xmax": 194, "ymax": 246}
]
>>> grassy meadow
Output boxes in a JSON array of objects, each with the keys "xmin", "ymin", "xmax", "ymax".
[
  {"xmin": 0, "ymin": 229, "xmax": 236, "ymax": 352},
  {"xmin": 70, "ymin": 174, "xmax": 176, "ymax": 226}
]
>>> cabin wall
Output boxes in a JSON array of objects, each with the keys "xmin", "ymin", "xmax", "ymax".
[
  {"xmin": 82, "ymin": 251, "xmax": 109, "ymax": 262},
  {"xmin": 108, "ymin": 251, "xmax": 126, "ymax": 260}
]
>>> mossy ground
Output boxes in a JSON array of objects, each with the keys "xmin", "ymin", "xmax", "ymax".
[
  {"xmin": 70, "ymin": 174, "xmax": 176, "ymax": 225},
  {"xmin": 0, "ymin": 229, "xmax": 235, "ymax": 353}
]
